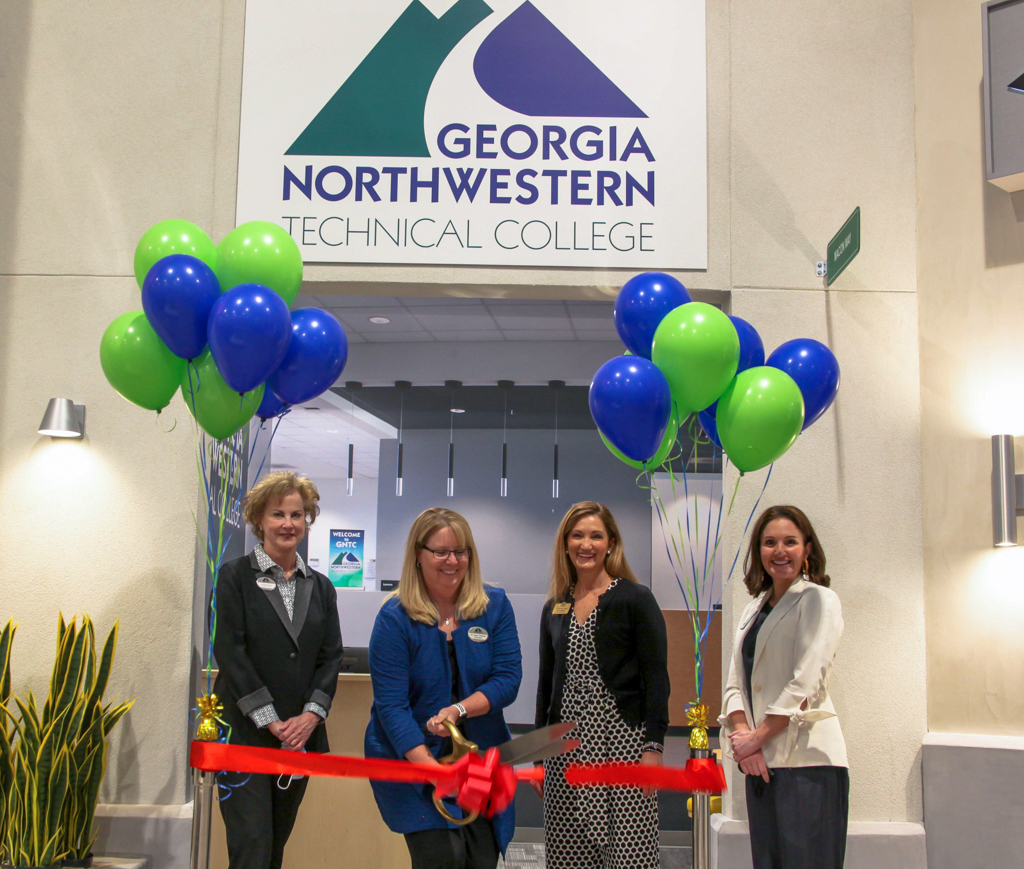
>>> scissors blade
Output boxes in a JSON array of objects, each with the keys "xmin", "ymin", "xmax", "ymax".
[{"xmin": 496, "ymin": 722, "xmax": 577, "ymax": 765}]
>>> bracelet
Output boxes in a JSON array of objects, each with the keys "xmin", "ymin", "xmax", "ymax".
[
  {"xmin": 453, "ymin": 703, "xmax": 467, "ymax": 722},
  {"xmin": 641, "ymin": 741, "xmax": 664, "ymax": 754}
]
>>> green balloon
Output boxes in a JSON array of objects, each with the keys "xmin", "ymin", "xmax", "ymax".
[
  {"xmin": 100, "ymin": 311, "xmax": 185, "ymax": 411},
  {"xmin": 651, "ymin": 302, "xmax": 739, "ymax": 414},
  {"xmin": 216, "ymin": 221, "xmax": 303, "ymax": 306},
  {"xmin": 180, "ymin": 353, "xmax": 264, "ymax": 440},
  {"xmin": 601, "ymin": 404, "xmax": 681, "ymax": 470},
  {"xmin": 716, "ymin": 367, "xmax": 805, "ymax": 473},
  {"xmin": 133, "ymin": 219, "xmax": 216, "ymax": 289}
]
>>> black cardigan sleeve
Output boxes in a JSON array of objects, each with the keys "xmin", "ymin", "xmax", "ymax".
[
  {"xmin": 304, "ymin": 574, "xmax": 344, "ymax": 713},
  {"xmin": 535, "ymin": 599, "xmax": 556, "ymax": 729},
  {"xmin": 634, "ymin": 587, "xmax": 670, "ymax": 745}
]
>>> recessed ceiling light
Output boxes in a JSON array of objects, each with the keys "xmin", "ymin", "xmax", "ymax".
[
  {"xmin": 450, "ymin": 408, "xmax": 466, "ymax": 413},
  {"xmin": 326, "ymin": 430, "xmax": 338, "ymax": 434},
  {"xmin": 369, "ymin": 316, "xmax": 390, "ymax": 324}
]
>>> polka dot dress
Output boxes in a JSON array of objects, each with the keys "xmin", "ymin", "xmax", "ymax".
[{"xmin": 543, "ymin": 580, "xmax": 660, "ymax": 869}]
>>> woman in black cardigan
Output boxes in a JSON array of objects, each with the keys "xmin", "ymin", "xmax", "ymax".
[
  {"xmin": 213, "ymin": 470, "xmax": 344, "ymax": 869},
  {"xmin": 534, "ymin": 501, "xmax": 669, "ymax": 869}
]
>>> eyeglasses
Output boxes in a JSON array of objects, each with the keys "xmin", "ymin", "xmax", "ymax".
[{"xmin": 421, "ymin": 546, "xmax": 471, "ymax": 561}]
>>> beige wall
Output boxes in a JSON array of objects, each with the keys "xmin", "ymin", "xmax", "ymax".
[
  {"xmin": 1, "ymin": 0, "xmax": 928, "ymax": 828},
  {"xmin": 915, "ymin": 0, "xmax": 1024, "ymax": 735}
]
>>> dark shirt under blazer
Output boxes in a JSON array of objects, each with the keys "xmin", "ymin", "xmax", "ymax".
[
  {"xmin": 213, "ymin": 551, "xmax": 344, "ymax": 752},
  {"xmin": 536, "ymin": 578, "xmax": 670, "ymax": 746}
]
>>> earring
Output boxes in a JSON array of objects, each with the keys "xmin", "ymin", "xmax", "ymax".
[{"xmin": 802, "ymin": 559, "xmax": 810, "ymax": 578}]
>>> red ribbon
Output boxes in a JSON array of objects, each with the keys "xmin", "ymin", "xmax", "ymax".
[
  {"xmin": 564, "ymin": 758, "xmax": 726, "ymax": 793},
  {"xmin": 190, "ymin": 742, "xmax": 725, "ymax": 818}
]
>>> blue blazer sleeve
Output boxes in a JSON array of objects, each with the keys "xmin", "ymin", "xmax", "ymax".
[
  {"xmin": 368, "ymin": 604, "xmax": 426, "ymax": 759},
  {"xmin": 474, "ymin": 590, "xmax": 522, "ymax": 712}
]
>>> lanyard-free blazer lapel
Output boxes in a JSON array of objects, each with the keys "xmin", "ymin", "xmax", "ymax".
[
  {"xmin": 248, "ymin": 552, "xmax": 310, "ymax": 649},
  {"xmin": 750, "ymin": 580, "xmax": 805, "ymax": 675}
]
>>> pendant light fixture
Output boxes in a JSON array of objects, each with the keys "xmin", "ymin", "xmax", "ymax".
[
  {"xmin": 498, "ymin": 381, "xmax": 513, "ymax": 497},
  {"xmin": 550, "ymin": 380, "xmax": 564, "ymax": 499},
  {"xmin": 345, "ymin": 381, "xmax": 361, "ymax": 497},
  {"xmin": 395, "ymin": 381, "xmax": 410, "ymax": 496},
  {"xmin": 445, "ymin": 380, "xmax": 462, "ymax": 498}
]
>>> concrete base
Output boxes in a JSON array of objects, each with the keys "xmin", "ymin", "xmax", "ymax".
[
  {"xmin": 91, "ymin": 803, "xmax": 192, "ymax": 869},
  {"xmin": 711, "ymin": 815, "xmax": 926, "ymax": 869},
  {"xmin": 923, "ymin": 732, "xmax": 1024, "ymax": 869}
]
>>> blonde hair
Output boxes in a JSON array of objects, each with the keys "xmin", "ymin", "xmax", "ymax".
[
  {"xmin": 548, "ymin": 501, "xmax": 637, "ymax": 600},
  {"xmin": 242, "ymin": 471, "xmax": 321, "ymax": 541},
  {"xmin": 389, "ymin": 507, "xmax": 489, "ymax": 625}
]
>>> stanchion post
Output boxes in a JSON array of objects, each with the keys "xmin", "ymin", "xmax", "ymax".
[
  {"xmin": 690, "ymin": 746, "xmax": 711, "ymax": 869},
  {"xmin": 189, "ymin": 768, "xmax": 215, "ymax": 869}
]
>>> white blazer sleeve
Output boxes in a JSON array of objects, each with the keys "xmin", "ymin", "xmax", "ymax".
[{"xmin": 766, "ymin": 587, "xmax": 843, "ymax": 760}]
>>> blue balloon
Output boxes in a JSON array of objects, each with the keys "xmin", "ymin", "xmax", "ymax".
[
  {"xmin": 268, "ymin": 308, "xmax": 349, "ymax": 405},
  {"xmin": 207, "ymin": 284, "xmax": 292, "ymax": 393},
  {"xmin": 256, "ymin": 389, "xmax": 286, "ymax": 420},
  {"xmin": 730, "ymin": 316, "xmax": 766, "ymax": 373},
  {"xmin": 589, "ymin": 356, "xmax": 672, "ymax": 462},
  {"xmin": 613, "ymin": 272, "xmax": 691, "ymax": 359},
  {"xmin": 696, "ymin": 318, "xmax": 763, "ymax": 449},
  {"xmin": 698, "ymin": 408, "xmax": 722, "ymax": 448},
  {"xmin": 141, "ymin": 254, "xmax": 221, "ymax": 360},
  {"xmin": 766, "ymin": 338, "xmax": 840, "ymax": 430}
]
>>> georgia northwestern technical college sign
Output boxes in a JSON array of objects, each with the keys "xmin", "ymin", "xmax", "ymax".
[{"xmin": 236, "ymin": 0, "xmax": 707, "ymax": 268}]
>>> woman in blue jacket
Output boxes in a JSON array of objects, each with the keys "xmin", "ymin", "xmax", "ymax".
[{"xmin": 365, "ymin": 507, "xmax": 522, "ymax": 869}]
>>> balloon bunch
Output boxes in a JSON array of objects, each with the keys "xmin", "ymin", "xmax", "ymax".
[
  {"xmin": 591, "ymin": 272, "xmax": 840, "ymax": 475},
  {"xmin": 100, "ymin": 218, "xmax": 348, "ymax": 437},
  {"xmin": 589, "ymin": 271, "xmax": 841, "ymax": 714},
  {"xmin": 100, "ymin": 219, "xmax": 350, "ymax": 740}
]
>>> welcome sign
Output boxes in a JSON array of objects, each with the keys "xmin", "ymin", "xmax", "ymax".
[{"xmin": 236, "ymin": 0, "xmax": 707, "ymax": 268}]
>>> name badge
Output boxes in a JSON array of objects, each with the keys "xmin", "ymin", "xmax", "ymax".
[
  {"xmin": 468, "ymin": 627, "xmax": 489, "ymax": 643},
  {"xmin": 256, "ymin": 576, "xmax": 277, "ymax": 591},
  {"xmin": 552, "ymin": 602, "xmax": 572, "ymax": 615}
]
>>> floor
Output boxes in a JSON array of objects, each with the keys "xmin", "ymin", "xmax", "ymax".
[{"xmin": 502, "ymin": 843, "xmax": 692, "ymax": 868}]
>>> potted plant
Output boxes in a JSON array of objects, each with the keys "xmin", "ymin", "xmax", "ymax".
[{"xmin": 0, "ymin": 616, "xmax": 133, "ymax": 869}]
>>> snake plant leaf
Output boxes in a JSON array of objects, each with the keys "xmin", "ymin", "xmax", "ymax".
[
  {"xmin": 83, "ymin": 617, "xmax": 97, "ymax": 697},
  {"xmin": 102, "ymin": 700, "xmax": 134, "ymax": 737},
  {"xmin": 86, "ymin": 622, "xmax": 119, "ymax": 718}
]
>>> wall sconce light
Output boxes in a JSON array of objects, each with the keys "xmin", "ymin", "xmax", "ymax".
[
  {"xmin": 992, "ymin": 434, "xmax": 1024, "ymax": 546},
  {"xmin": 38, "ymin": 398, "xmax": 85, "ymax": 439}
]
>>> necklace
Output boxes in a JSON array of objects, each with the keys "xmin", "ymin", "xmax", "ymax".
[{"xmin": 444, "ymin": 617, "xmax": 451, "ymax": 626}]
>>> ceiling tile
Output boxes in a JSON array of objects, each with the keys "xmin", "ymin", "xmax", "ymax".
[{"xmin": 499, "ymin": 329, "xmax": 577, "ymax": 341}]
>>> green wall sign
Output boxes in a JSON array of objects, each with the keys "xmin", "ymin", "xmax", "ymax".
[{"xmin": 826, "ymin": 206, "xmax": 860, "ymax": 286}]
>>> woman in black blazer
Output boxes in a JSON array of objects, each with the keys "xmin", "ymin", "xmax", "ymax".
[
  {"xmin": 213, "ymin": 470, "xmax": 344, "ymax": 869},
  {"xmin": 534, "ymin": 501, "xmax": 669, "ymax": 869}
]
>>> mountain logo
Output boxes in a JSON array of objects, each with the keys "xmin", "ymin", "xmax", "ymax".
[
  {"xmin": 332, "ymin": 550, "xmax": 362, "ymax": 570},
  {"xmin": 286, "ymin": 0, "xmax": 645, "ymax": 158}
]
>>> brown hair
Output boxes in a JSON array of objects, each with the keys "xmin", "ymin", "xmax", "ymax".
[
  {"xmin": 242, "ymin": 471, "xmax": 321, "ymax": 541},
  {"xmin": 742, "ymin": 505, "xmax": 830, "ymax": 596},
  {"xmin": 388, "ymin": 507, "xmax": 489, "ymax": 625},
  {"xmin": 548, "ymin": 501, "xmax": 637, "ymax": 600}
]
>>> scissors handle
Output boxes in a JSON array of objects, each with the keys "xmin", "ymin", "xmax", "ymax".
[{"xmin": 432, "ymin": 719, "xmax": 480, "ymax": 827}]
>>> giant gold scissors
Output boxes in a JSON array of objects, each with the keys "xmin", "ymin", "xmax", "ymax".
[{"xmin": 432, "ymin": 720, "xmax": 579, "ymax": 824}]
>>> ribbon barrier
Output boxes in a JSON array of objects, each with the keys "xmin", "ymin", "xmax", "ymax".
[
  {"xmin": 190, "ymin": 741, "xmax": 725, "ymax": 821},
  {"xmin": 564, "ymin": 758, "xmax": 726, "ymax": 793}
]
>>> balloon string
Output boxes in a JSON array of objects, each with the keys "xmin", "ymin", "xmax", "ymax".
[{"xmin": 697, "ymin": 463, "xmax": 775, "ymax": 669}]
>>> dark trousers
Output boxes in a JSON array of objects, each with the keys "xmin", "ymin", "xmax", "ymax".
[
  {"xmin": 218, "ymin": 772, "xmax": 308, "ymax": 869},
  {"xmin": 403, "ymin": 816, "xmax": 499, "ymax": 869},
  {"xmin": 745, "ymin": 766, "xmax": 849, "ymax": 869}
]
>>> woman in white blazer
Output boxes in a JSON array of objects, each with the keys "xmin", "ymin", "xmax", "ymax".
[{"xmin": 720, "ymin": 505, "xmax": 848, "ymax": 869}]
